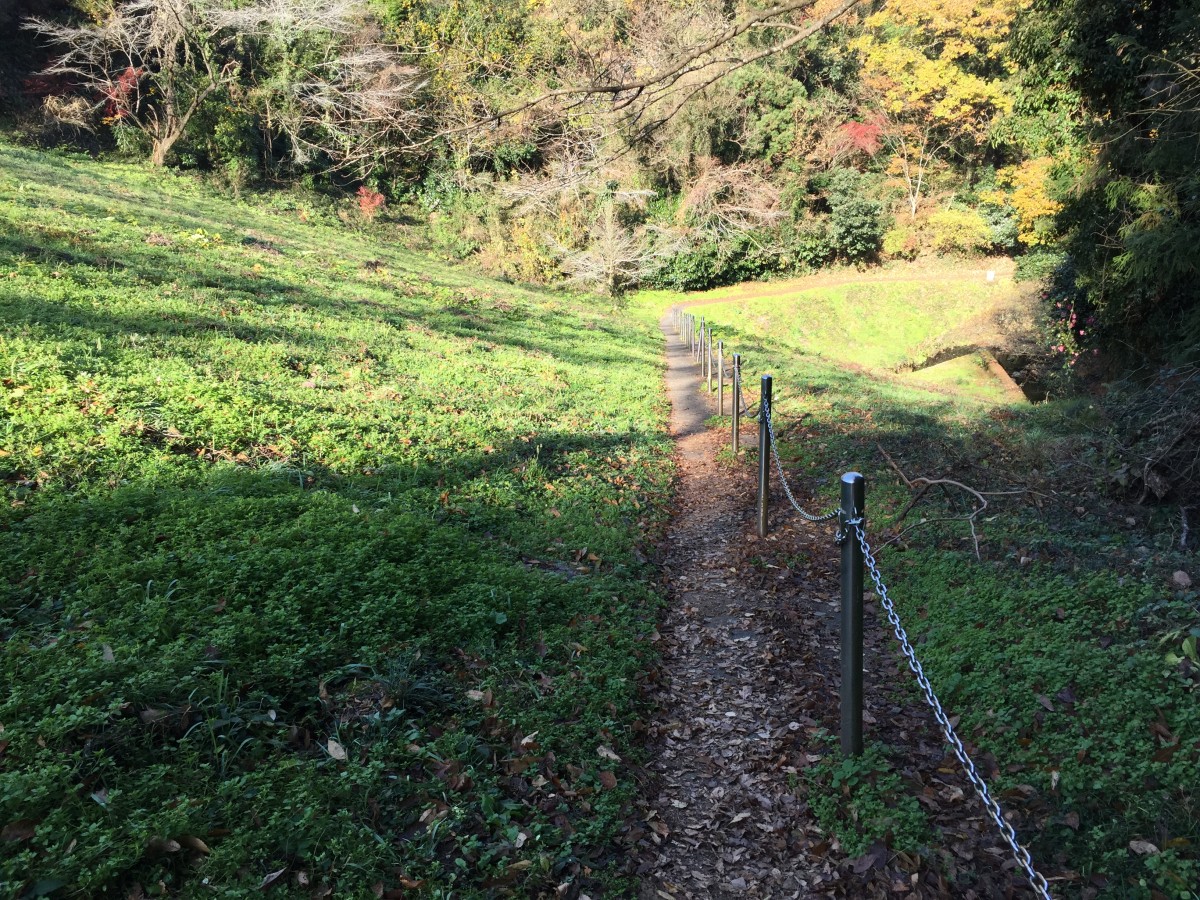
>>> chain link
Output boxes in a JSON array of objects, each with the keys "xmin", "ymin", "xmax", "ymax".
[
  {"xmin": 850, "ymin": 520, "xmax": 1053, "ymax": 900},
  {"xmin": 761, "ymin": 403, "xmax": 840, "ymax": 523},
  {"xmin": 687, "ymin": 319, "xmax": 1050, "ymax": 896}
]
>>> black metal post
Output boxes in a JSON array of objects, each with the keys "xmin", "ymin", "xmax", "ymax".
[
  {"xmin": 757, "ymin": 374, "xmax": 772, "ymax": 538},
  {"xmin": 717, "ymin": 341, "xmax": 724, "ymax": 414},
  {"xmin": 732, "ymin": 354, "xmax": 742, "ymax": 453},
  {"xmin": 840, "ymin": 472, "xmax": 866, "ymax": 757}
]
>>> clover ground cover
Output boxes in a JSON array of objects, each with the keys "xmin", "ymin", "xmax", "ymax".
[
  {"xmin": 1, "ymin": 145, "xmax": 673, "ymax": 897},
  {"xmin": 642, "ymin": 288, "xmax": 1200, "ymax": 897}
]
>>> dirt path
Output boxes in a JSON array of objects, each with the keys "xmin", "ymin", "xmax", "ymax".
[
  {"xmin": 632, "ymin": 310, "xmax": 1032, "ymax": 899},
  {"xmin": 633, "ymin": 311, "xmax": 839, "ymax": 898}
]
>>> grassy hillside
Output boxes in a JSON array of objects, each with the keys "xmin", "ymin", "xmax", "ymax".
[
  {"xmin": 0, "ymin": 145, "xmax": 673, "ymax": 898},
  {"xmin": 645, "ymin": 291, "xmax": 1200, "ymax": 897},
  {"xmin": 654, "ymin": 273, "xmax": 1030, "ymax": 405}
]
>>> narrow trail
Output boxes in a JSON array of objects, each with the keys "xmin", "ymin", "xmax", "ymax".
[
  {"xmin": 633, "ymin": 311, "xmax": 841, "ymax": 898},
  {"xmin": 632, "ymin": 309, "xmax": 1044, "ymax": 900}
]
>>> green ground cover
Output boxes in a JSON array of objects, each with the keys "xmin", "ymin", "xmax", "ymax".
[
  {"xmin": 0, "ymin": 145, "xmax": 673, "ymax": 898},
  {"xmin": 635, "ymin": 289, "xmax": 1200, "ymax": 897},
  {"xmin": 681, "ymin": 278, "xmax": 1023, "ymax": 403},
  {"xmin": 687, "ymin": 278, "xmax": 1016, "ymax": 369},
  {"xmin": 903, "ymin": 353, "xmax": 1014, "ymax": 404}
]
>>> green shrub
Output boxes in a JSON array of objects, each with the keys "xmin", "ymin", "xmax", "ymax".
[
  {"xmin": 1014, "ymin": 249, "xmax": 1067, "ymax": 282},
  {"xmin": 829, "ymin": 195, "xmax": 885, "ymax": 261},
  {"xmin": 979, "ymin": 202, "xmax": 1020, "ymax": 252},
  {"xmin": 927, "ymin": 206, "xmax": 992, "ymax": 255},
  {"xmin": 789, "ymin": 217, "xmax": 835, "ymax": 269},
  {"xmin": 882, "ymin": 224, "xmax": 920, "ymax": 259},
  {"xmin": 421, "ymin": 179, "xmax": 491, "ymax": 259},
  {"xmin": 821, "ymin": 168, "xmax": 886, "ymax": 262}
]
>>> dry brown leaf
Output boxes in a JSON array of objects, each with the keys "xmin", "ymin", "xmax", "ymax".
[
  {"xmin": 259, "ymin": 867, "xmax": 287, "ymax": 890},
  {"xmin": 1, "ymin": 819, "xmax": 38, "ymax": 842},
  {"xmin": 1129, "ymin": 839, "xmax": 1159, "ymax": 856}
]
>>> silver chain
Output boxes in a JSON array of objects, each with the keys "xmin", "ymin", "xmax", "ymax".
[
  {"xmin": 849, "ymin": 520, "xmax": 1053, "ymax": 900},
  {"xmin": 762, "ymin": 403, "xmax": 840, "ymax": 523}
]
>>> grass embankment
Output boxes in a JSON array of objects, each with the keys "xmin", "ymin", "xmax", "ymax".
[
  {"xmin": 636, "ymin": 286, "xmax": 1200, "ymax": 898},
  {"xmin": 675, "ymin": 276, "xmax": 1028, "ymax": 404},
  {"xmin": 0, "ymin": 145, "xmax": 673, "ymax": 897}
]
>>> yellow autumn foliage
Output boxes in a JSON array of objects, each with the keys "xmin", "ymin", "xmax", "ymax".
[{"xmin": 982, "ymin": 157, "xmax": 1062, "ymax": 246}]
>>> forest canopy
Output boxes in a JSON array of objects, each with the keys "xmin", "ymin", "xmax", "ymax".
[{"xmin": 4, "ymin": 0, "xmax": 1198, "ymax": 364}]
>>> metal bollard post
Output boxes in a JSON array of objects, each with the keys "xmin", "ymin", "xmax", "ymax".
[
  {"xmin": 700, "ymin": 328, "xmax": 710, "ymax": 388},
  {"xmin": 840, "ymin": 472, "xmax": 866, "ymax": 757},
  {"xmin": 757, "ymin": 374, "xmax": 772, "ymax": 538},
  {"xmin": 717, "ymin": 341, "xmax": 725, "ymax": 414},
  {"xmin": 732, "ymin": 354, "xmax": 742, "ymax": 453}
]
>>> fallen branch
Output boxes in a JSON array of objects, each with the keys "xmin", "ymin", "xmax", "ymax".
[{"xmin": 876, "ymin": 445, "xmax": 1033, "ymax": 560}]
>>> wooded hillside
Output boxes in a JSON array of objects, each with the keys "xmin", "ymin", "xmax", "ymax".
[{"xmin": 4, "ymin": 0, "xmax": 1197, "ymax": 366}]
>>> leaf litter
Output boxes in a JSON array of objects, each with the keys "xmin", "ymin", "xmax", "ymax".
[{"xmin": 632, "ymin": 314, "xmax": 1041, "ymax": 898}]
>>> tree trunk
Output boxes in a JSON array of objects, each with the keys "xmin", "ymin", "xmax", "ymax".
[{"xmin": 150, "ymin": 127, "xmax": 184, "ymax": 166}]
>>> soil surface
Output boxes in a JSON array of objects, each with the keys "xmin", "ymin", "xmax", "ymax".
[{"xmin": 630, "ymin": 310, "xmax": 1043, "ymax": 898}]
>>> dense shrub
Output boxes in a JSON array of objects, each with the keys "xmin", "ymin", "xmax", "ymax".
[
  {"xmin": 788, "ymin": 217, "xmax": 835, "ymax": 269},
  {"xmin": 828, "ymin": 195, "xmax": 884, "ymax": 261},
  {"xmin": 881, "ymin": 224, "xmax": 920, "ymax": 259},
  {"xmin": 820, "ymin": 168, "xmax": 886, "ymax": 262},
  {"xmin": 927, "ymin": 206, "xmax": 991, "ymax": 255},
  {"xmin": 1014, "ymin": 249, "xmax": 1067, "ymax": 282}
]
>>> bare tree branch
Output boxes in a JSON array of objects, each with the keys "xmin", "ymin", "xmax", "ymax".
[{"xmin": 409, "ymin": 0, "xmax": 865, "ymax": 149}]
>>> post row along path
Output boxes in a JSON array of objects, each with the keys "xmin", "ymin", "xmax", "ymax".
[{"xmin": 630, "ymin": 310, "xmax": 1031, "ymax": 899}]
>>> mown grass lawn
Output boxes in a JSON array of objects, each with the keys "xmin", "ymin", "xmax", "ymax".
[
  {"xmin": 644, "ymin": 288, "xmax": 1200, "ymax": 898},
  {"xmin": 1, "ymin": 145, "xmax": 673, "ymax": 898}
]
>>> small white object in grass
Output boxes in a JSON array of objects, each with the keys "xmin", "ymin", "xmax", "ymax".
[{"xmin": 987, "ymin": 270, "xmax": 996, "ymax": 282}]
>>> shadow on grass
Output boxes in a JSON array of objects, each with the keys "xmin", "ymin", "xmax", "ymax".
[{"xmin": 0, "ymin": 413, "xmax": 666, "ymax": 895}]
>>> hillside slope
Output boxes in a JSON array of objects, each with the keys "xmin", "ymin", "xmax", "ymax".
[
  {"xmin": 0, "ymin": 146, "xmax": 672, "ymax": 897},
  {"xmin": 651, "ymin": 291, "xmax": 1200, "ymax": 898}
]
